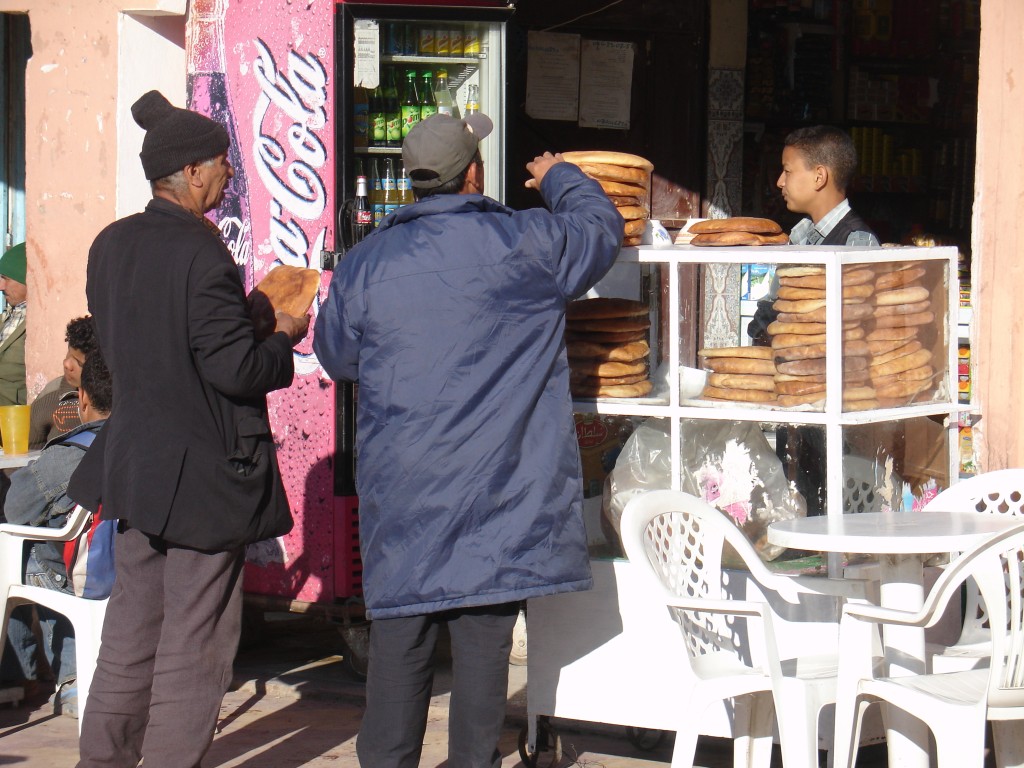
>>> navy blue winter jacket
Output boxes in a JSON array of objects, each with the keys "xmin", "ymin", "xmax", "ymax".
[{"xmin": 313, "ymin": 162, "xmax": 623, "ymax": 618}]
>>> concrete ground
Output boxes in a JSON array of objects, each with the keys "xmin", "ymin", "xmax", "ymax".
[{"xmin": 0, "ymin": 613, "xmax": 891, "ymax": 767}]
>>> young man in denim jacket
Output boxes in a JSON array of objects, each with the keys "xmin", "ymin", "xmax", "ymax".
[{"xmin": 1, "ymin": 350, "xmax": 111, "ymax": 717}]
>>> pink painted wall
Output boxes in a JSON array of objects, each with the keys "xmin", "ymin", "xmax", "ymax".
[
  {"xmin": 973, "ymin": 0, "xmax": 1024, "ymax": 470},
  {"xmin": 186, "ymin": 0, "xmax": 338, "ymax": 602}
]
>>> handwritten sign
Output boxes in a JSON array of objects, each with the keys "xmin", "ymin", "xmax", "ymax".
[
  {"xmin": 579, "ymin": 40, "xmax": 635, "ymax": 130},
  {"xmin": 354, "ymin": 20, "xmax": 380, "ymax": 89},
  {"xmin": 526, "ymin": 31, "xmax": 580, "ymax": 122}
]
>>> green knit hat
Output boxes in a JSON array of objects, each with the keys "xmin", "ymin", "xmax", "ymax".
[{"xmin": 0, "ymin": 243, "xmax": 26, "ymax": 285}]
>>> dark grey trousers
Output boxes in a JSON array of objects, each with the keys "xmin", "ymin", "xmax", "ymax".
[
  {"xmin": 76, "ymin": 526, "xmax": 244, "ymax": 768},
  {"xmin": 356, "ymin": 602, "xmax": 519, "ymax": 768}
]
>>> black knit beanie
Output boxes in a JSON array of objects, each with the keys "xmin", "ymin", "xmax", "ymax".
[{"xmin": 131, "ymin": 90, "xmax": 230, "ymax": 181}]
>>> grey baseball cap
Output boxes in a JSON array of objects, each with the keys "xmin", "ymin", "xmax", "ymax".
[{"xmin": 403, "ymin": 112, "xmax": 493, "ymax": 190}]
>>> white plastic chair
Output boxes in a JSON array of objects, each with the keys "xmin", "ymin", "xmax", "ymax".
[
  {"xmin": 923, "ymin": 469, "xmax": 1024, "ymax": 673},
  {"xmin": 831, "ymin": 522, "xmax": 1024, "ymax": 768},
  {"xmin": 0, "ymin": 505, "xmax": 108, "ymax": 732},
  {"xmin": 620, "ymin": 489, "xmax": 858, "ymax": 768}
]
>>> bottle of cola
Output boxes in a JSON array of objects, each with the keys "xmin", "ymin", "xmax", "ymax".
[
  {"xmin": 186, "ymin": 0, "xmax": 252, "ymax": 292},
  {"xmin": 351, "ymin": 175, "xmax": 372, "ymax": 245}
]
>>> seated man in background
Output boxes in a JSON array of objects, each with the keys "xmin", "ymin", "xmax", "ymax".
[
  {"xmin": 29, "ymin": 316, "xmax": 98, "ymax": 449},
  {"xmin": 1, "ymin": 350, "xmax": 112, "ymax": 717},
  {"xmin": 0, "ymin": 242, "xmax": 27, "ymax": 407}
]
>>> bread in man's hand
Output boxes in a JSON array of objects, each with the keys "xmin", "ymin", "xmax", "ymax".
[{"xmin": 561, "ymin": 150, "xmax": 654, "ymax": 171}]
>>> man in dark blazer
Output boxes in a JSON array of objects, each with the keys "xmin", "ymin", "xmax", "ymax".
[{"xmin": 69, "ymin": 90, "xmax": 309, "ymax": 768}]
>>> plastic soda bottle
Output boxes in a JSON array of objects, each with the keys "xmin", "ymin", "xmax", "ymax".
[
  {"xmin": 369, "ymin": 159, "xmax": 385, "ymax": 227},
  {"xmin": 353, "ymin": 86, "xmax": 369, "ymax": 148},
  {"xmin": 370, "ymin": 83, "xmax": 386, "ymax": 147}
]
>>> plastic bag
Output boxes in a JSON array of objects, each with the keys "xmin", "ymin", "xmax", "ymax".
[{"xmin": 604, "ymin": 418, "xmax": 806, "ymax": 563}]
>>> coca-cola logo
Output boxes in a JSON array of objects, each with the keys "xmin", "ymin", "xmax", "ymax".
[{"xmin": 252, "ymin": 38, "xmax": 329, "ymax": 270}]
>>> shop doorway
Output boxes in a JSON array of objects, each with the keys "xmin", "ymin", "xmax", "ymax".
[{"xmin": 0, "ymin": 12, "xmax": 29, "ymax": 252}]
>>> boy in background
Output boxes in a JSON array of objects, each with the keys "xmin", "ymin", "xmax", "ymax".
[
  {"xmin": 1, "ymin": 350, "xmax": 112, "ymax": 717},
  {"xmin": 29, "ymin": 315, "xmax": 99, "ymax": 448}
]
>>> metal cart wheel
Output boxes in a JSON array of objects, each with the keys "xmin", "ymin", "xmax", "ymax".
[
  {"xmin": 517, "ymin": 717, "xmax": 562, "ymax": 768},
  {"xmin": 625, "ymin": 725, "xmax": 667, "ymax": 751}
]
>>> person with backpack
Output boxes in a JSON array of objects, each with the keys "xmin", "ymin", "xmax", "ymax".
[{"xmin": 0, "ymin": 349, "xmax": 112, "ymax": 717}]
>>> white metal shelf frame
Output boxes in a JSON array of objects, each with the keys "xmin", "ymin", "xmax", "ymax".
[{"xmin": 572, "ymin": 243, "xmax": 962, "ymax": 575}]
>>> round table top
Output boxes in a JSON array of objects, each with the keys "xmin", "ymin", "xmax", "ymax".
[
  {"xmin": 767, "ymin": 510, "xmax": 1024, "ymax": 555},
  {"xmin": 0, "ymin": 449, "xmax": 40, "ymax": 470}
]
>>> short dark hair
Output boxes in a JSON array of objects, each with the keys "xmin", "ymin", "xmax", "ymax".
[
  {"xmin": 413, "ymin": 150, "xmax": 481, "ymax": 201},
  {"xmin": 65, "ymin": 315, "xmax": 99, "ymax": 357},
  {"xmin": 784, "ymin": 126, "xmax": 858, "ymax": 193},
  {"xmin": 80, "ymin": 349, "xmax": 112, "ymax": 414}
]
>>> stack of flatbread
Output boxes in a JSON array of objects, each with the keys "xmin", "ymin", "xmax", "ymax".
[
  {"xmin": 766, "ymin": 264, "xmax": 879, "ymax": 410},
  {"xmin": 566, "ymin": 298, "xmax": 653, "ymax": 398},
  {"xmin": 687, "ymin": 217, "xmax": 789, "ymax": 247},
  {"xmin": 867, "ymin": 263, "xmax": 937, "ymax": 406},
  {"xmin": 697, "ymin": 346, "xmax": 777, "ymax": 405},
  {"xmin": 561, "ymin": 151, "xmax": 653, "ymax": 247}
]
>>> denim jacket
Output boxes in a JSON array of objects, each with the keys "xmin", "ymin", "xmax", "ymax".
[{"xmin": 4, "ymin": 420, "xmax": 105, "ymax": 581}]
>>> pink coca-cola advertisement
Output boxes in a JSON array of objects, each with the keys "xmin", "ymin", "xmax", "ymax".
[{"xmin": 186, "ymin": 0, "xmax": 339, "ymax": 602}]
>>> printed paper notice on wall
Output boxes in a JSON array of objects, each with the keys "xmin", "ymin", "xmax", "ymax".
[
  {"xmin": 579, "ymin": 40, "xmax": 635, "ymax": 130},
  {"xmin": 526, "ymin": 31, "xmax": 580, "ymax": 122},
  {"xmin": 354, "ymin": 20, "xmax": 380, "ymax": 89}
]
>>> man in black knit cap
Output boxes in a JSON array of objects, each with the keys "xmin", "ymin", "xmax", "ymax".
[{"xmin": 70, "ymin": 90, "xmax": 309, "ymax": 768}]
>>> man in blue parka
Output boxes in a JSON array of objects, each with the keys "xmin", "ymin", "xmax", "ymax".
[{"xmin": 314, "ymin": 112, "xmax": 622, "ymax": 768}]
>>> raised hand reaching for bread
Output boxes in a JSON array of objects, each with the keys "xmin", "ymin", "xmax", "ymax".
[{"xmin": 525, "ymin": 152, "xmax": 564, "ymax": 190}]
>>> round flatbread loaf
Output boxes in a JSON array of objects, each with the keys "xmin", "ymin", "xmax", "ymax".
[
  {"xmin": 777, "ymin": 308, "xmax": 827, "ymax": 324},
  {"xmin": 622, "ymin": 234, "xmax": 643, "ymax": 247},
  {"xmin": 703, "ymin": 357, "xmax": 777, "ymax": 375},
  {"xmin": 844, "ymin": 399, "xmax": 881, "ymax": 412},
  {"xmin": 569, "ymin": 316, "xmax": 651, "ymax": 333},
  {"xmin": 778, "ymin": 392, "xmax": 826, "ymax": 408},
  {"xmin": 871, "ymin": 364, "xmax": 936, "ymax": 386},
  {"xmin": 568, "ymin": 297, "xmax": 648, "ymax": 320},
  {"xmin": 255, "ymin": 265, "xmax": 320, "ymax": 319},
  {"xmin": 707, "ymin": 373, "xmax": 776, "ymax": 392},
  {"xmin": 843, "ymin": 283, "xmax": 875, "ymax": 299},
  {"xmin": 690, "ymin": 231, "xmax": 770, "ymax": 246},
  {"xmin": 845, "ymin": 326, "xmax": 866, "ymax": 340},
  {"xmin": 874, "ymin": 300, "xmax": 931, "ymax": 318},
  {"xmin": 567, "ymin": 339, "xmax": 650, "ymax": 362},
  {"xmin": 606, "ymin": 195, "xmax": 646, "ymax": 208},
  {"xmin": 687, "ymin": 217, "xmax": 782, "ymax": 235},
  {"xmin": 775, "ymin": 343, "xmax": 828, "ymax": 362},
  {"xmin": 841, "ymin": 268, "xmax": 876, "ymax": 287},
  {"xmin": 776, "ymin": 380, "xmax": 826, "ymax": 396},
  {"xmin": 866, "ymin": 326, "xmax": 919, "ymax": 342},
  {"xmin": 571, "ymin": 371, "xmax": 649, "ymax": 387},
  {"xmin": 873, "ymin": 378, "xmax": 934, "ymax": 400},
  {"xmin": 567, "ymin": 328, "xmax": 648, "ymax": 344},
  {"xmin": 869, "ymin": 348, "xmax": 932, "ymax": 377},
  {"xmin": 698, "ymin": 346, "xmax": 774, "ymax": 359},
  {"xmin": 701, "ymin": 386, "xmax": 777, "ymax": 404},
  {"xmin": 561, "ymin": 150, "xmax": 654, "ymax": 171},
  {"xmin": 775, "ymin": 369, "xmax": 870, "ymax": 384},
  {"xmin": 571, "ymin": 359, "xmax": 647, "ymax": 378},
  {"xmin": 771, "ymin": 332, "xmax": 827, "ymax": 349},
  {"xmin": 875, "ymin": 265, "xmax": 927, "ymax": 291},
  {"xmin": 842, "ymin": 303, "xmax": 875, "ymax": 322},
  {"xmin": 616, "ymin": 205, "xmax": 648, "ymax": 222},
  {"xmin": 867, "ymin": 337, "xmax": 913, "ymax": 355},
  {"xmin": 870, "ymin": 340, "xmax": 922, "ymax": 366},
  {"xmin": 767, "ymin": 320, "xmax": 828, "ymax": 336},
  {"xmin": 623, "ymin": 219, "xmax": 647, "ymax": 237},
  {"xmin": 575, "ymin": 162, "xmax": 650, "ymax": 185},
  {"xmin": 875, "ymin": 285, "xmax": 931, "ymax": 306},
  {"xmin": 843, "ymin": 386, "xmax": 877, "ymax": 401},
  {"xmin": 597, "ymin": 179, "xmax": 648, "ymax": 198},
  {"xmin": 873, "ymin": 311, "xmax": 935, "ymax": 329},
  {"xmin": 780, "ymin": 274, "xmax": 827, "ymax": 290},
  {"xmin": 777, "ymin": 357, "xmax": 826, "ymax": 376},
  {"xmin": 777, "ymin": 265, "xmax": 825, "ymax": 278},
  {"xmin": 773, "ymin": 298, "xmax": 827, "ymax": 314},
  {"xmin": 778, "ymin": 286, "xmax": 826, "ymax": 301},
  {"xmin": 572, "ymin": 379, "xmax": 654, "ymax": 398}
]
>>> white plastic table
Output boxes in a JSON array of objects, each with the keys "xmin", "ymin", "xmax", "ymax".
[
  {"xmin": 0, "ymin": 450, "xmax": 40, "ymax": 470},
  {"xmin": 768, "ymin": 510, "xmax": 1020, "ymax": 768}
]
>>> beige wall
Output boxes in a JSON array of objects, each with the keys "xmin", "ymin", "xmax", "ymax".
[
  {"xmin": 0, "ymin": 0, "xmax": 184, "ymax": 397},
  {"xmin": 973, "ymin": 0, "xmax": 1024, "ymax": 469}
]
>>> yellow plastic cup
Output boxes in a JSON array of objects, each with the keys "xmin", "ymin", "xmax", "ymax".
[{"xmin": 0, "ymin": 405, "xmax": 31, "ymax": 455}]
